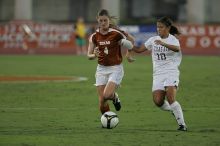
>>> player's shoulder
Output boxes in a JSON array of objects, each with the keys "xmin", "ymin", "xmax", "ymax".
[
  {"xmin": 109, "ymin": 25, "xmax": 122, "ymax": 32},
  {"xmin": 109, "ymin": 26, "xmax": 127, "ymax": 37},
  {"xmin": 147, "ymin": 35, "xmax": 159, "ymax": 42},
  {"xmin": 109, "ymin": 27, "xmax": 125, "ymax": 33},
  {"xmin": 167, "ymin": 34, "xmax": 180, "ymax": 45},
  {"xmin": 89, "ymin": 31, "xmax": 98, "ymax": 42},
  {"xmin": 89, "ymin": 32, "xmax": 96, "ymax": 38},
  {"xmin": 151, "ymin": 36, "xmax": 160, "ymax": 39},
  {"xmin": 168, "ymin": 34, "xmax": 178, "ymax": 41},
  {"xmin": 167, "ymin": 34, "xmax": 180, "ymax": 46}
]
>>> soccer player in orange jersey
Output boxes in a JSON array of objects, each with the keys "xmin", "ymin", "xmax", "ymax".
[{"xmin": 87, "ymin": 9, "xmax": 134, "ymax": 114}]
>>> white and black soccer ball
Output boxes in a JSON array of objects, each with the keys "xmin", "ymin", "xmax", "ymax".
[{"xmin": 101, "ymin": 111, "xmax": 119, "ymax": 129}]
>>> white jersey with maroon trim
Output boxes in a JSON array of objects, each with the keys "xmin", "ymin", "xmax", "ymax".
[{"xmin": 144, "ymin": 34, "xmax": 182, "ymax": 75}]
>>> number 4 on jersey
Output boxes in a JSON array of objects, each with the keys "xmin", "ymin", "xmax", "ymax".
[{"xmin": 104, "ymin": 47, "xmax": 109, "ymax": 55}]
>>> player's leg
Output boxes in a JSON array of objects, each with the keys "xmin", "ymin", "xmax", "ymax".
[
  {"xmin": 165, "ymin": 73, "xmax": 187, "ymax": 131},
  {"xmin": 103, "ymin": 65, "xmax": 124, "ymax": 111},
  {"xmin": 166, "ymin": 86, "xmax": 187, "ymax": 131},
  {"xmin": 153, "ymin": 90, "xmax": 171, "ymax": 111},
  {"xmin": 152, "ymin": 75, "xmax": 171, "ymax": 111},
  {"xmin": 103, "ymin": 81, "xmax": 121, "ymax": 111},
  {"xmin": 97, "ymin": 85, "xmax": 110, "ymax": 114},
  {"xmin": 103, "ymin": 81, "xmax": 117, "ymax": 100},
  {"xmin": 95, "ymin": 65, "xmax": 110, "ymax": 114},
  {"xmin": 166, "ymin": 86, "xmax": 177, "ymax": 104}
]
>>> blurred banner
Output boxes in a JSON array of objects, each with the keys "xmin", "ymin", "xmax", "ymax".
[
  {"xmin": 120, "ymin": 25, "xmax": 157, "ymax": 47},
  {"xmin": 0, "ymin": 21, "xmax": 219, "ymax": 55},
  {"xmin": 0, "ymin": 21, "xmax": 76, "ymax": 54},
  {"xmin": 178, "ymin": 25, "xmax": 220, "ymax": 55},
  {"xmin": 121, "ymin": 25, "xmax": 220, "ymax": 55}
]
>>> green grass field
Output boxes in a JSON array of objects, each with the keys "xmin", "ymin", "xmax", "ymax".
[{"xmin": 0, "ymin": 55, "xmax": 220, "ymax": 146}]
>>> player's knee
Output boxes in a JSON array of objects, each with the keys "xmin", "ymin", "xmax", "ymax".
[
  {"xmin": 167, "ymin": 97, "xmax": 175, "ymax": 104},
  {"xmin": 154, "ymin": 101, "xmax": 164, "ymax": 107},
  {"xmin": 153, "ymin": 98, "xmax": 164, "ymax": 107}
]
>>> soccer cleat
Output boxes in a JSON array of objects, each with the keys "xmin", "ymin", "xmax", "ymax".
[
  {"xmin": 178, "ymin": 125, "xmax": 187, "ymax": 131},
  {"xmin": 113, "ymin": 93, "xmax": 121, "ymax": 111}
]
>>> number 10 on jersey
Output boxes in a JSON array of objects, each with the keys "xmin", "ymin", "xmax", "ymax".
[{"xmin": 156, "ymin": 53, "xmax": 166, "ymax": 60}]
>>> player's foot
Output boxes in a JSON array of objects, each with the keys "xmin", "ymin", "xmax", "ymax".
[
  {"xmin": 177, "ymin": 125, "xmax": 187, "ymax": 131},
  {"xmin": 113, "ymin": 93, "xmax": 121, "ymax": 111}
]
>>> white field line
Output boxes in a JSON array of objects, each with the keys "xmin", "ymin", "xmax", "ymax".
[
  {"xmin": 0, "ymin": 107, "xmax": 80, "ymax": 111},
  {"xmin": 0, "ymin": 76, "xmax": 88, "ymax": 83}
]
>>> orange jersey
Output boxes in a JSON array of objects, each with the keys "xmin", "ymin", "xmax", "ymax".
[{"xmin": 90, "ymin": 27, "xmax": 127, "ymax": 66}]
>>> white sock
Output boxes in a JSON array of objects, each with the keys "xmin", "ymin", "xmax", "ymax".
[
  {"xmin": 170, "ymin": 101, "xmax": 186, "ymax": 126},
  {"xmin": 160, "ymin": 100, "xmax": 171, "ymax": 111}
]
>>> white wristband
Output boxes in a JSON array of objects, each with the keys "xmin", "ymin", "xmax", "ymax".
[{"xmin": 120, "ymin": 39, "xmax": 133, "ymax": 50}]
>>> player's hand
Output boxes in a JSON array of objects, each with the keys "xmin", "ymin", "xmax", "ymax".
[
  {"xmin": 94, "ymin": 47, "xmax": 99, "ymax": 57},
  {"xmin": 126, "ymin": 52, "xmax": 136, "ymax": 63},
  {"xmin": 126, "ymin": 56, "xmax": 136, "ymax": 63},
  {"xmin": 154, "ymin": 40, "xmax": 165, "ymax": 46},
  {"xmin": 88, "ymin": 54, "xmax": 96, "ymax": 60}
]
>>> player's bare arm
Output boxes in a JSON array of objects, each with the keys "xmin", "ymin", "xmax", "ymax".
[
  {"xmin": 125, "ymin": 51, "xmax": 136, "ymax": 63},
  {"xmin": 127, "ymin": 33, "xmax": 135, "ymax": 44},
  {"xmin": 132, "ymin": 44, "xmax": 148, "ymax": 53},
  {"xmin": 87, "ymin": 39, "xmax": 97, "ymax": 60},
  {"xmin": 119, "ymin": 38, "xmax": 135, "ymax": 62},
  {"xmin": 154, "ymin": 40, "xmax": 180, "ymax": 52},
  {"xmin": 125, "ymin": 33, "xmax": 136, "ymax": 62}
]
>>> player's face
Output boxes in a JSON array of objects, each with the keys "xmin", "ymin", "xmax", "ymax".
[
  {"xmin": 157, "ymin": 22, "xmax": 170, "ymax": 38},
  {"xmin": 97, "ymin": 15, "xmax": 110, "ymax": 30}
]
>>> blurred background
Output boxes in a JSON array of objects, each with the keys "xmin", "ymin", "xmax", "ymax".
[{"xmin": 0, "ymin": 0, "xmax": 220, "ymax": 55}]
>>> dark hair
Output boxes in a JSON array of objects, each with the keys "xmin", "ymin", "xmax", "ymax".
[
  {"xmin": 170, "ymin": 25, "xmax": 180, "ymax": 35},
  {"xmin": 97, "ymin": 9, "xmax": 110, "ymax": 17},
  {"xmin": 157, "ymin": 16, "xmax": 180, "ymax": 35},
  {"xmin": 97, "ymin": 9, "xmax": 117, "ymax": 27}
]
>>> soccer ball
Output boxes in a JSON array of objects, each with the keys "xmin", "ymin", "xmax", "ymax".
[{"xmin": 101, "ymin": 111, "xmax": 119, "ymax": 129}]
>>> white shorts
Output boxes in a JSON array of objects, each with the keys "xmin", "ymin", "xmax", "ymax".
[
  {"xmin": 152, "ymin": 73, "xmax": 179, "ymax": 91},
  {"xmin": 95, "ymin": 64, "xmax": 124, "ymax": 86}
]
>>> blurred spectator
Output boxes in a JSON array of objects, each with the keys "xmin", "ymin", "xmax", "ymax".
[{"xmin": 75, "ymin": 17, "xmax": 87, "ymax": 55}]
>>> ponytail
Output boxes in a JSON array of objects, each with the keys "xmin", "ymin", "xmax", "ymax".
[
  {"xmin": 109, "ymin": 16, "xmax": 118, "ymax": 27},
  {"xmin": 170, "ymin": 25, "xmax": 180, "ymax": 36}
]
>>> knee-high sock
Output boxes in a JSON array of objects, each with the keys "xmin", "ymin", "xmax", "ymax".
[
  {"xmin": 170, "ymin": 101, "xmax": 186, "ymax": 126},
  {"xmin": 160, "ymin": 100, "xmax": 171, "ymax": 111}
]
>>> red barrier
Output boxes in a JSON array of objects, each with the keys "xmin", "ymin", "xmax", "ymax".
[
  {"xmin": 0, "ymin": 22, "xmax": 219, "ymax": 55},
  {"xmin": 178, "ymin": 25, "xmax": 220, "ymax": 55},
  {"xmin": 0, "ymin": 21, "xmax": 76, "ymax": 54}
]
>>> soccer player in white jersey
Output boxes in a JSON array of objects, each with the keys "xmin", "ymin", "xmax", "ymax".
[{"xmin": 132, "ymin": 17, "xmax": 187, "ymax": 131}]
